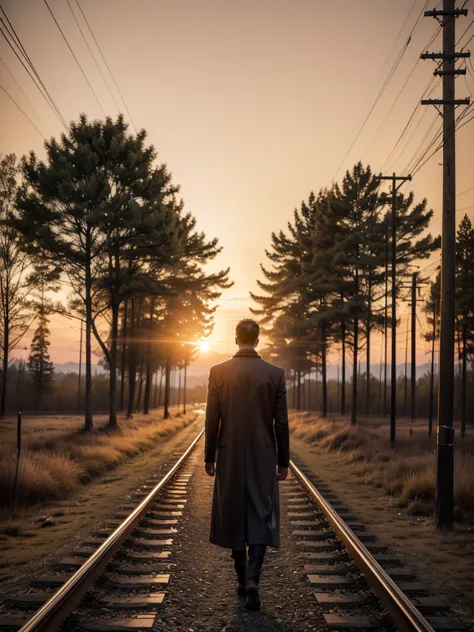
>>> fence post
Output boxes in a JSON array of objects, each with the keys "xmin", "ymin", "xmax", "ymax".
[{"xmin": 11, "ymin": 412, "xmax": 22, "ymax": 513}]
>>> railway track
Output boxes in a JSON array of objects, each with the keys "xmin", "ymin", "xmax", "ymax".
[{"xmin": 0, "ymin": 421, "xmax": 468, "ymax": 632}]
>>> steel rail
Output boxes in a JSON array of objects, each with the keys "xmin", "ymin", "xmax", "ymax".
[
  {"xmin": 18, "ymin": 427, "xmax": 205, "ymax": 632},
  {"xmin": 290, "ymin": 459, "xmax": 436, "ymax": 632}
]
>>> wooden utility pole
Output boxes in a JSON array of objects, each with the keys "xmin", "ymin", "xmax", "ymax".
[
  {"xmin": 77, "ymin": 322, "xmax": 83, "ymax": 413},
  {"xmin": 163, "ymin": 343, "xmax": 170, "ymax": 419},
  {"xmin": 380, "ymin": 173, "xmax": 412, "ymax": 444},
  {"xmin": 404, "ymin": 313, "xmax": 409, "ymax": 417},
  {"xmin": 383, "ymin": 216, "xmax": 389, "ymax": 417},
  {"xmin": 401, "ymin": 271, "xmax": 427, "ymax": 420},
  {"xmin": 411, "ymin": 272, "xmax": 417, "ymax": 420},
  {"xmin": 429, "ymin": 297, "xmax": 438, "ymax": 438},
  {"xmin": 421, "ymin": 0, "xmax": 470, "ymax": 529}
]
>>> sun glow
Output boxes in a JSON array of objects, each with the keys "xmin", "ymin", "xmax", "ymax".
[{"xmin": 199, "ymin": 340, "xmax": 210, "ymax": 353}]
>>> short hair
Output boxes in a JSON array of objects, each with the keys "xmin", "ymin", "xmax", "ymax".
[{"xmin": 236, "ymin": 318, "xmax": 260, "ymax": 345}]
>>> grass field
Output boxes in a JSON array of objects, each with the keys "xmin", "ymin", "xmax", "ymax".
[
  {"xmin": 0, "ymin": 407, "xmax": 198, "ymax": 512},
  {"xmin": 290, "ymin": 412, "xmax": 474, "ymax": 523}
]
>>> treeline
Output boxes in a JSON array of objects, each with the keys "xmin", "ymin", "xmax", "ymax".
[
  {"xmin": 286, "ymin": 368, "xmax": 474, "ymax": 427},
  {"xmin": 3, "ymin": 361, "xmax": 207, "ymax": 414},
  {"xmin": 253, "ymin": 162, "xmax": 474, "ymax": 435},
  {"xmin": 0, "ymin": 115, "xmax": 230, "ymax": 428}
]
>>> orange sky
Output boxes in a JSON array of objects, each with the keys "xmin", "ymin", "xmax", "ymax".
[{"xmin": 1, "ymin": 0, "xmax": 473, "ymax": 367}]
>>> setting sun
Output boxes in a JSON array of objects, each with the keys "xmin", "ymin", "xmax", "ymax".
[{"xmin": 199, "ymin": 340, "xmax": 210, "ymax": 353}]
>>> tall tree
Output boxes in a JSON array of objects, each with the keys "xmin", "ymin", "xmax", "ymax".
[
  {"xmin": 27, "ymin": 309, "xmax": 55, "ymax": 408},
  {"xmin": 16, "ymin": 115, "xmax": 199, "ymax": 428},
  {"xmin": 251, "ymin": 193, "xmax": 322, "ymax": 411},
  {"xmin": 423, "ymin": 272, "xmax": 440, "ymax": 437},
  {"xmin": 456, "ymin": 215, "xmax": 474, "ymax": 438},
  {"xmin": 330, "ymin": 163, "xmax": 383, "ymax": 425},
  {"xmin": 0, "ymin": 154, "xmax": 34, "ymax": 417}
]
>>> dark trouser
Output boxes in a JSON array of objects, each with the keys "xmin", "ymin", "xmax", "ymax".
[{"xmin": 231, "ymin": 544, "xmax": 267, "ymax": 584}]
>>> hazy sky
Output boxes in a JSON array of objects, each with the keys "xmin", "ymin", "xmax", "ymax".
[{"xmin": 1, "ymin": 0, "xmax": 473, "ymax": 366}]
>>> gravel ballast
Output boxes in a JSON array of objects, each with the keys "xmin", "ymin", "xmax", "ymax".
[{"xmin": 154, "ymin": 446, "xmax": 325, "ymax": 631}]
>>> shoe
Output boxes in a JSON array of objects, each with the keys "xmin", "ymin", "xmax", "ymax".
[
  {"xmin": 237, "ymin": 581, "xmax": 246, "ymax": 597},
  {"xmin": 245, "ymin": 585, "xmax": 260, "ymax": 611}
]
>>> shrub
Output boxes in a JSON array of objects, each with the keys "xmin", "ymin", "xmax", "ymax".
[{"xmin": 0, "ymin": 409, "xmax": 196, "ymax": 509}]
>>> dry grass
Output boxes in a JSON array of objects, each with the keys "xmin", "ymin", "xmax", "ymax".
[
  {"xmin": 0, "ymin": 408, "xmax": 197, "ymax": 509},
  {"xmin": 290, "ymin": 412, "xmax": 474, "ymax": 524}
]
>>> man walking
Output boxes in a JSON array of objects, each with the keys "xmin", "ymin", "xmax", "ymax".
[{"xmin": 204, "ymin": 318, "xmax": 290, "ymax": 611}]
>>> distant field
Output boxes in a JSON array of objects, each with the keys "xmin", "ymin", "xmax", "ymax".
[
  {"xmin": 289, "ymin": 412, "xmax": 474, "ymax": 524},
  {"xmin": 0, "ymin": 407, "xmax": 198, "ymax": 512}
]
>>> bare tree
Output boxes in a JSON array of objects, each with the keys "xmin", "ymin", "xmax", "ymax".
[{"xmin": 0, "ymin": 154, "xmax": 34, "ymax": 416}]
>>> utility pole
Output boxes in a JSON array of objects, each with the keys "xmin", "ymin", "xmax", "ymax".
[
  {"xmin": 421, "ymin": 0, "xmax": 470, "ymax": 529},
  {"xmin": 380, "ymin": 173, "xmax": 412, "ymax": 445},
  {"xmin": 411, "ymin": 272, "xmax": 417, "ymax": 421},
  {"xmin": 404, "ymin": 313, "xmax": 409, "ymax": 417},
  {"xmin": 401, "ymin": 272, "xmax": 428, "ymax": 420},
  {"xmin": 429, "ymin": 296, "xmax": 438, "ymax": 439},
  {"xmin": 77, "ymin": 321, "xmax": 83, "ymax": 413},
  {"xmin": 383, "ymin": 216, "xmax": 389, "ymax": 417}
]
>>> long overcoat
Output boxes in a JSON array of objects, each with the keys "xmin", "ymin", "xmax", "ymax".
[{"xmin": 204, "ymin": 347, "xmax": 290, "ymax": 550}]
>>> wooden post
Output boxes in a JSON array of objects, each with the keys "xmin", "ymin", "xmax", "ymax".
[
  {"xmin": 11, "ymin": 412, "xmax": 22, "ymax": 511},
  {"xmin": 436, "ymin": 0, "xmax": 456, "ymax": 529},
  {"xmin": 411, "ymin": 272, "xmax": 417, "ymax": 420}
]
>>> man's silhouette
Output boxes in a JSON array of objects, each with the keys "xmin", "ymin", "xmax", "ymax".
[{"xmin": 204, "ymin": 319, "xmax": 289, "ymax": 611}]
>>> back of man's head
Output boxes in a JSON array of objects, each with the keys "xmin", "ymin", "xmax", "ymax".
[{"xmin": 235, "ymin": 319, "xmax": 260, "ymax": 347}]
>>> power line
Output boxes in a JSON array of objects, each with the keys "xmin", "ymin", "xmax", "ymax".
[
  {"xmin": 409, "ymin": 102, "xmax": 473, "ymax": 177},
  {"xmin": 330, "ymin": 0, "xmax": 430, "ymax": 183},
  {"xmin": 0, "ymin": 6, "xmax": 34, "ymax": 69},
  {"xmin": 457, "ymin": 17, "xmax": 474, "ymax": 49},
  {"xmin": 381, "ymin": 26, "xmax": 443, "ymax": 171},
  {"xmin": 0, "ymin": 83, "xmax": 46, "ymax": 139},
  {"xmin": 65, "ymin": 0, "xmax": 121, "ymax": 113},
  {"xmin": 458, "ymin": 185, "xmax": 474, "ymax": 196},
  {"xmin": 454, "ymin": 106, "xmax": 474, "ymax": 130},
  {"xmin": 75, "ymin": 0, "xmax": 138, "ymax": 133},
  {"xmin": 457, "ymin": 204, "xmax": 474, "ymax": 211},
  {"xmin": 42, "ymin": 0, "xmax": 106, "ymax": 117},
  {"xmin": 365, "ymin": 73, "xmax": 440, "ymax": 162},
  {"xmin": 0, "ymin": 9, "xmax": 69, "ymax": 131},
  {"xmin": 0, "ymin": 55, "xmax": 49, "ymax": 135},
  {"xmin": 402, "ymin": 111, "xmax": 442, "ymax": 175},
  {"xmin": 383, "ymin": 80, "xmax": 440, "ymax": 173}
]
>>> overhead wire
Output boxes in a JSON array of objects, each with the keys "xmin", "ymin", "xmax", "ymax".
[
  {"xmin": 0, "ymin": 82, "xmax": 46, "ymax": 139},
  {"xmin": 370, "ymin": 26, "xmax": 443, "ymax": 168},
  {"xmin": 0, "ymin": 55, "xmax": 49, "ymax": 134},
  {"xmin": 382, "ymin": 76, "xmax": 440, "ymax": 172},
  {"xmin": 380, "ymin": 26, "xmax": 443, "ymax": 171},
  {"xmin": 330, "ymin": 0, "xmax": 430, "ymax": 183},
  {"xmin": 0, "ymin": 15, "xmax": 70, "ymax": 130},
  {"xmin": 65, "ymin": 0, "xmax": 121, "ymax": 113},
  {"xmin": 409, "ymin": 102, "xmax": 473, "ymax": 177},
  {"xmin": 75, "ymin": 0, "xmax": 138, "ymax": 133},
  {"xmin": 402, "ymin": 111, "xmax": 442, "ymax": 175},
  {"xmin": 457, "ymin": 16, "xmax": 474, "ymax": 50},
  {"xmin": 380, "ymin": 6, "xmax": 474, "ymax": 176},
  {"xmin": 42, "ymin": 0, "xmax": 106, "ymax": 117}
]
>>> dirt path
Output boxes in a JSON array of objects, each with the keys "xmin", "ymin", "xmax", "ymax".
[
  {"xmin": 290, "ymin": 435, "xmax": 474, "ymax": 624},
  {"xmin": 154, "ymin": 443, "xmax": 324, "ymax": 632},
  {"xmin": 0, "ymin": 414, "xmax": 202, "ymax": 597}
]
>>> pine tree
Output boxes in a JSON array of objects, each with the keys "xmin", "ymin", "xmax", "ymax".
[
  {"xmin": 27, "ymin": 310, "xmax": 54, "ymax": 408},
  {"xmin": 456, "ymin": 215, "xmax": 474, "ymax": 437},
  {"xmin": 330, "ymin": 163, "xmax": 384, "ymax": 425},
  {"xmin": 251, "ymin": 193, "xmax": 323, "ymax": 411},
  {"xmin": 0, "ymin": 154, "xmax": 34, "ymax": 417},
  {"xmin": 17, "ymin": 115, "xmax": 225, "ymax": 428},
  {"xmin": 423, "ymin": 272, "xmax": 440, "ymax": 437}
]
